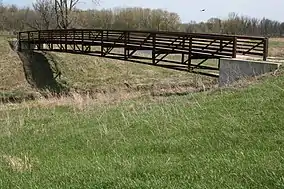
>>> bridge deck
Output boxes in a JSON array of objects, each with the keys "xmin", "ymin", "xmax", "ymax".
[{"xmin": 18, "ymin": 29, "xmax": 269, "ymax": 77}]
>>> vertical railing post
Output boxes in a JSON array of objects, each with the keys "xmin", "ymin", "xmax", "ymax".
[
  {"xmin": 232, "ymin": 36, "xmax": 237, "ymax": 58},
  {"xmin": 88, "ymin": 30, "xmax": 91, "ymax": 52},
  {"xmin": 124, "ymin": 31, "xmax": 129, "ymax": 60},
  {"xmin": 220, "ymin": 39, "xmax": 223, "ymax": 52},
  {"xmin": 101, "ymin": 30, "xmax": 104, "ymax": 57},
  {"xmin": 263, "ymin": 38, "xmax": 269, "ymax": 61},
  {"xmin": 38, "ymin": 30, "xmax": 41, "ymax": 50},
  {"xmin": 152, "ymin": 33, "xmax": 156, "ymax": 64},
  {"xmin": 81, "ymin": 30, "xmax": 84, "ymax": 52},
  {"xmin": 65, "ymin": 30, "xmax": 68, "ymax": 52},
  {"xmin": 18, "ymin": 32, "xmax": 21, "ymax": 51},
  {"xmin": 72, "ymin": 30, "xmax": 75, "ymax": 51},
  {"xmin": 181, "ymin": 36, "xmax": 185, "ymax": 64},
  {"xmin": 50, "ymin": 30, "xmax": 53, "ymax": 50},
  {"xmin": 59, "ymin": 29, "xmax": 62, "ymax": 50},
  {"xmin": 28, "ymin": 31, "xmax": 31, "ymax": 50},
  {"xmin": 188, "ymin": 36, "xmax": 192, "ymax": 71}
]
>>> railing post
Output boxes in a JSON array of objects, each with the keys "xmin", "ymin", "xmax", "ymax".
[
  {"xmin": 263, "ymin": 38, "xmax": 269, "ymax": 61},
  {"xmin": 73, "ymin": 30, "xmax": 75, "ymax": 51},
  {"xmin": 38, "ymin": 31, "xmax": 41, "ymax": 50},
  {"xmin": 81, "ymin": 30, "xmax": 84, "ymax": 52},
  {"xmin": 50, "ymin": 31, "xmax": 53, "ymax": 50},
  {"xmin": 65, "ymin": 30, "xmax": 68, "ymax": 52},
  {"xmin": 101, "ymin": 30, "xmax": 104, "ymax": 57},
  {"xmin": 28, "ymin": 31, "xmax": 31, "ymax": 50},
  {"xmin": 88, "ymin": 30, "xmax": 91, "ymax": 51},
  {"xmin": 181, "ymin": 36, "xmax": 185, "ymax": 64},
  {"xmin": 59, "ymin": 30, "xmax": 62, "ymax": 50},
  {"xmin": 188, "ymin": 36, "xmax": 192, "ymax": 71},
  {"xmin": 124, "ymin": 31, "xmax": 129, "ymax": 60},
  {"xmin": 232, "ymin": 36, "xmax": 237, "ymax": 58},
  {"xmin": 152, "ymin": 33, "xmax": 156, "ymax": 64},
  {"xmin": 220, "ymin": 39, "xmax": 223, "ymax": 51},
  {"xmin": 18, "ymin": 32, "xmax": 21, "ymax": 51}
]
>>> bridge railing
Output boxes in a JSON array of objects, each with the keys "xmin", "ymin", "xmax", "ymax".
[{"xmin": 18, "ymin": 29, "xmax": 268, "ymax": 60}]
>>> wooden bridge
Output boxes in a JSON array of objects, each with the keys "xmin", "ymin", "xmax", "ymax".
[{"xmin": 18, "ymin": 29, "xmax": 269, "ymax": 77}]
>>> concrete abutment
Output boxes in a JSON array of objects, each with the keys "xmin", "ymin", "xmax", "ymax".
[{"xmin": 219, "ymin": 58, "xmax": 282, "ymax": 87}]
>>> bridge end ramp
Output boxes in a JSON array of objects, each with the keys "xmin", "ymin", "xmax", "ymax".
[{"xmin": 219, "ymin": 58, "xmax": 282, "ymax": 87}]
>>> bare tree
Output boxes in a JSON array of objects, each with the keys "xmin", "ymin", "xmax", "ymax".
[
  {"xmin": 54, "ymin": 0, "xmax": 99, "ymax": 29},
  {"xmin": 151, "ymin": 9, "xmax": 164, "ymax": 31},
  {"xmin": 28, "ymin": 0, "xmax": 56, "ymax": 30}
]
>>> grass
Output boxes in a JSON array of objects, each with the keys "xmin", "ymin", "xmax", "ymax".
[
  {"xmin": 269, "ymin": 38, "xmax": 284, "ymax": 47},
  {"xmin": 1, "ymin": 36, "xmax": 282, "ymax": 100},
  {"xmin": 0, "ymin": 36, "xmax": 217, "ymax": 101},
  {"xmin": 268, "ymin": 38, "xmax": 284, "ymax": 57},
  {"xmin": 0, "ymin": 71, "xmax": 284, "ymax": 188},
  {"xmin": 0, "ymin": 35, "xmax": 284, "ymax": 188},
  {"xmin": 0, "ymin": 36, "xmax": 32, "ymax": 92},
  {"xmin": 51, "ymin": 51, "xmax": 216, "ymax": 92}
]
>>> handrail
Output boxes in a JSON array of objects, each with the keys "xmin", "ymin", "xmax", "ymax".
[{"xmin": 19, "ymin": 29, "xmax": 267, "ymax": 40}]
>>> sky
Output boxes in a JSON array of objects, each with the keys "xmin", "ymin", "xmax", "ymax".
[{"xmin": 3, "ymin": 0, "xmax": 284, "ymax": 23}]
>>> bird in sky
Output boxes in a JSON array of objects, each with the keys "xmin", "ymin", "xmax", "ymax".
[{"xmin": 201, "ymin": 9, "xmax": 206, "ymax": 12}]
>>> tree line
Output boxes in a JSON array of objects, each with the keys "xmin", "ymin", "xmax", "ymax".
[
  {"xmin": 182, "ymin": 13, "xmax": 284, "ymax": 37},
  {"xmin": 0, "ymin": 0, "xmax": 283, "ymax": 36}
]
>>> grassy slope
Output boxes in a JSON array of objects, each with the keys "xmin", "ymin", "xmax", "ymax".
[
  {"xmin": 0, "ymin": 35, "xmax": 216, "ymax": 100},
  {"xmin": 51, "ymin": 51, "xmax": 215, "ymax": 93},
  {"xmin": 0, "ymin": 37, "xmax": 33, "ymax": 93},
  {"xmin": 0, "ymin": 72, "xmax": 284, "ymax": 188}
]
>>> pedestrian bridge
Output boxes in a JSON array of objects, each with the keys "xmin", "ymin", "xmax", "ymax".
[{"xmin": 18, "ymin": 29, "xmax": 269, "ymax": 77}]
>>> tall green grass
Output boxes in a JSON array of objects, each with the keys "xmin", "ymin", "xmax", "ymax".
[{"xmin": 0, "ymin": 73, "xmax": 284, "ymax": 188}]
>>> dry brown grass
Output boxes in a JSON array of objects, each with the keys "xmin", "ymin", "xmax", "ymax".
[
  {"xmin": 0, "ymin": 37, "xmax": 32, "ymax": 91},
  {"xmin": 2, "ymin": 154, "xmax": 37, "ymax": 173},
  {"xmin": 0, "ymin": 79, "xmax": 216, "ymax": 112},
  {"xmin": 268, "ymin": 38, "xmax": 284, "ymax": 57},
  {"xmin": 270, "ymin": 37, "xmax": 284, "ymax": 42},
  {"xmin": 269, "ymin": 48, "xmax": 284, "ymax": 57}
]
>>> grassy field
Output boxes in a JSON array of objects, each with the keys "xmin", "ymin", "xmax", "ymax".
[
  {"xmin": 0, "ymin": 36, "xmax": 284, "ymax": 188},
  {"xmin": 268, "ymin": 38, "xmax": 284, "ymax": 57},
  {"xmin": 0, "ymin": 71, "xmax": 284, "ymax": 188}
]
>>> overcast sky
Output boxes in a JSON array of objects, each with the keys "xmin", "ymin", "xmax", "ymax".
[{"xmin": 3, "ymin": 0, "xmax": 284, "ymax": 23}]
